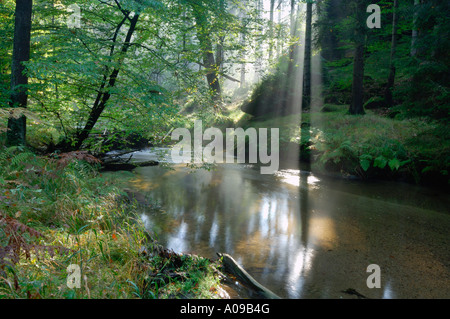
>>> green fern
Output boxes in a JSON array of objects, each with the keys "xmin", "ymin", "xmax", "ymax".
[{"xmin": 8, "ymin": 152, "xmax": 35, "ymax": 170}]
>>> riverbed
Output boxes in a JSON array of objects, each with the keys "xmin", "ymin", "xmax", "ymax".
[{"xmin": 121, "ymin": 148, "xmax": 450, "ymax": 299}]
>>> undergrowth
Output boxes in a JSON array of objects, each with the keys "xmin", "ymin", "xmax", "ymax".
[
  {"xmin": 237, "ymin": 106, "xmax": 449, "ymax": 185},
  {"xmin": 0, "ymin": 146, "xmax": 222, "ymax": 299}
]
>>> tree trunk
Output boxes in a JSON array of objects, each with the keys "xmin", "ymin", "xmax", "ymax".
[
  {"xmin": 349, "ymin": 0, "xmax": 366, "ymax": 115},
  {"xmin": 289, "ymin": 0, "xmax": 296, "ymax": 37},
  {"xmin": 303, "ymin": 1, "xmax": 313, "ymax": 110},
  {"xmin": 349, "ymin": 42, "xmax": 365, "ymax": 115},
  {"xmin": 268, "ymin": 0, "xmax": 276, "ymax": 62},
  {"xmin": 285, "ymin": 1, "xmax": 301, "ymax": 114},
  {"xmin": 75, "ymin": 13, "xmax": 139, "ymax": 149},
  {"xmin": 301, "ymin": 1, "xmax": 313, "ymax": 166},
  {"xmin": 287, "ymin": 0, "xmax": 300, "ymax": 77},
  {"xmin": 410, "ymin": 0, "xmax": 420, "ymax": 57},
  {"xmin": 192, "ymin": 7, "xmax": 221, "ymax": 102},
  {"xmin": 216, "ymin": 40, "xmax": 224, "ymax": 76},
  {"xmin": 240, "ymin": 31, "xmax": 246, "ymax": 88},
  {"xmin": 254, "ymin": 0, "xmax": 264, "ymax": 82},
  {"xmin": 7, "ymin": 0, "xmax": 33, "ymax": 146},
  {"xmin": 215, "ymin": 0, "xmax": 225, "ymax": 79},
  {"xmin": 286, "ymin": 0, "xmax": 298, "ymax": 82},
  {"xmin": 276, "ymin": 0, "xmax": 283, "ymax": 57},
  {"xmin": 384, "ymin": 0, "xmax": 398, "ymax": 107}
]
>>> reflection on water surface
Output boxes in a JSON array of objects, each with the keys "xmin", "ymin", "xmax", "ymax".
[{"xmin": 126, "ymin": 148, "xmax": 450, "ymax": 298}]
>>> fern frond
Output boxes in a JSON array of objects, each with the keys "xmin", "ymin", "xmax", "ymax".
[{"xmin": 0, "ymin": 214, "xmax": 71, "ymax": 266}]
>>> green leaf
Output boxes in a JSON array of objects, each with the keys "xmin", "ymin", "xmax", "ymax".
[
  {"xmin": 421, "ymin": 166, "xmax": 433, "ymax": 173},
  {"xmin": 400, "ymin": 159, "xmax": 411, "ymax": 166},
  {"xmin": 360, "ymin": 159, "xmax": 371, "ymax": 171},
  {"xmin": 388, "ymin": 158, "xmax": 401, "ymax": 171},
  {"xmin": 374, "ymin": 156, "xmax": 387, "ymax": 169}
]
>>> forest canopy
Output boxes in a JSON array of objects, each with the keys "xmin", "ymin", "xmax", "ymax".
[{"xmin": 0, "ymin": 0, "xmax": 448, "ymax": 182}]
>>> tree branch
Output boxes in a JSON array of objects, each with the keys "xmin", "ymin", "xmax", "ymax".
[{"xmin": 196, "ymin": 62, "xmax": 241, "ymax": 83}]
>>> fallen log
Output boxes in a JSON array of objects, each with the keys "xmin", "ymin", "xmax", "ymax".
[
  {"xmin": 101, "ymin": 160, "xmax": 159, "ymax": 171},
  {"xmin": 217, "ymin": 253, "xmax": 281, "ymax": 299},
  {"xmin": 99, "ymin": 150, "xmax": 136, "ymax": 162}
]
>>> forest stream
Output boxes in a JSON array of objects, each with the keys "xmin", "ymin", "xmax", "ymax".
[{"xmin": 120, "ymin": 148, "xmax": 450, "ymax": 299}]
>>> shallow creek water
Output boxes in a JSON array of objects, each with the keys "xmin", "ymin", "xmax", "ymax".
[{"xmin": 121, "ymin": 148, "xmax": 450, "ymax": 299}]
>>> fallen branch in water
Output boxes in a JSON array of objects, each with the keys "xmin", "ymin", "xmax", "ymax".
[
  {"xmin": 217, "ymin": 253, "xmax": 281, "ymax": 299},
  {"xmin": 101, "ymin": 160, "xmax": 159, "ymax": 171},
  {"xmin": 100, "ymin": 150, "xmax": 136, "ymax": 162}
]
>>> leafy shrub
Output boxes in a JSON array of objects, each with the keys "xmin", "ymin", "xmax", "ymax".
[{"xmin": 396, "ymin": 61, "xmax": 450, "ymax": 121}]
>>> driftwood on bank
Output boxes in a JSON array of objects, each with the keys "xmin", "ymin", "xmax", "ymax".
[
  {"xmin": 218, "ymin": 253, "xmax": 281, "ymax": 299},
  {"xmin": 98, "ymin": 151, "xmax": 159, "ymax": 171},
  {"xmin": 101, "ymin": 160, "xmax": 159, "ymax": 171}
]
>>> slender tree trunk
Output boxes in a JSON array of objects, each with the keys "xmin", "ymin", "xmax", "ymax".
[
  {"xmin": 7, "ymin": 0, "xmax": 33, "ymax": 146},
  {"xmin": 285, "ymin": 1, "xmax": 301, "ymax": 113},
  {"xmin": 75, "ymin": 13, "xmax": 139, "ymax": 149},
  {"xmin": 240, "ymin": 31, "xmax": 246, "ymax": 88},
  {"xmin": 301, "ymin": 2, "xmax": 313, "ymax": 165},
  {"xmin": 287, "ymin": 0, "xmax": 300, "ymax": 73},
  {"xmin": 289, "ymin": 0, "xmax": 296, "ymax": 37},
  {"xmin": 277, "ymin": 0, "xmax": 283, "ymax": 57},
  {"xmin": 238, "ymin": 5, "xmax": 248, "ymax": 89},
  {"xmin": 286, "ymin": 0, "xmax": 298, "ymax": 83},
  {"xmin": 384, "ymin": 0, "xmax": 398, "ymax": 107},
  {"xmin": 254, "ymin": 0, "xmax": 264, "ymax": 82},
  {"xmin": 410, "ymin": 0, "xmax": 420, "ymax": 57},
  {"xmin": 349, "ymin": 0, "xmax": 366, "ymax": 115},
  {"xmin": 215, "ymin": 0, "xmax": 225, "ymax": 78},
  {"xmin": 303, "ymin": 1, "xmax": 313, "ymax": 110},
  {"xmin": 349, "ymin": 41, "xmax": 365, "ymax": 115},
  {"xmin": 269, "ymin": 0, "xmax": 276, "ymax": 62}
]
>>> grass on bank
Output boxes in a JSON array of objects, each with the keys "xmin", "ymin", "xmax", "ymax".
[{"xmin": 0, "ymin": 147, "xmax": 222, "ymax": 299}]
